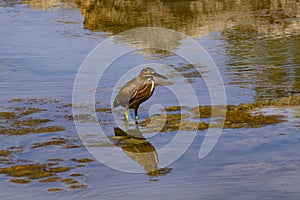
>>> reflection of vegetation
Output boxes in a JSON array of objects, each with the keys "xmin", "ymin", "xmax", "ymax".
[
  {"xmin": 76, "ymin": 0, "xmax": 196, "ymax": 34},
  {"xmin": 222, "ymin": 24, "xmax": 300, "ymax": 100},
  {"xmin": 75, "ymin": 0, "xmax": 300, "ymax": 37},
  {"xmin": 73, "ymin": 0, "xmax": 300, "ymax": 62},
  {"xmin": 19, "ymin": 0, "xmax": 300, "ymax": 37},
  {"xmin": 21, "ymin": 0, "xmax": 77, "ymax": 10}
]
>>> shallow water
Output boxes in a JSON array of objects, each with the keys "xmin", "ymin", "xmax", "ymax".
[{"xmin": 1, "ymin": 0, "xmax": 300, "ymax": 199}]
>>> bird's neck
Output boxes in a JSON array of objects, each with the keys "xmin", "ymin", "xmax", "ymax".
[{"xmin": 143, "ymin": 75, "xmax": 153, "ymax": 81}]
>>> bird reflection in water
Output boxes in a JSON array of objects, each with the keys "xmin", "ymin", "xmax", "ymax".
[{"xmin": 111, "ymin": 121, "xmax": 172, "ymax": 177}]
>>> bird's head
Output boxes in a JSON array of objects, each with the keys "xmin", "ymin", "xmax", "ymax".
[{"xmin": 140, "ymin": 67, "xmax": 167, "ymax": 80}]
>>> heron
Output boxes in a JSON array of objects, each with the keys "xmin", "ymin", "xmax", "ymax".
[{"xmin": 113, "ymin": 67, "xmax": 167, "ymax": 122}]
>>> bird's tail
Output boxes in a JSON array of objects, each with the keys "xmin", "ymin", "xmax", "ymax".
[{"xmin": 113, "ymin": 98, "xmax": 119, "ymax": 108}]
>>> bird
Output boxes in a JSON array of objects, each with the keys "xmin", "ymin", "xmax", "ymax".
[{"xmin": 113, "ymin": 67, "xmax": 167, "ymax": 122}]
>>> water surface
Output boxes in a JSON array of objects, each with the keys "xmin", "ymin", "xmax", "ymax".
[{"xmin": 0, "ymin": 1, "xmax": 300, "ymax": 199}]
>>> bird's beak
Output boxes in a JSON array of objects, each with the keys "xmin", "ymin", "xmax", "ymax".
[{"xmin": 153, "ymin": 72, "xmax": 167, "ymax": 79}]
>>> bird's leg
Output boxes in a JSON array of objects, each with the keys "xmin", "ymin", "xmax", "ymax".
[
  {"xmin": 124, "ymin": 119, "xmax": 129, "ymax": 132},
  {"xmin": 134, "ymin": 108, "xmax": 138, "ymax": 123},
  {"xmin": 125, "ymin": 106, "xmax": 129, "ymax": 121}
]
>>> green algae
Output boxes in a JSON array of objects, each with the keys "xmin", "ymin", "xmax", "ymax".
[
  {"xmin": 8, "ymin": 97, "xmax": 61, "ymax": 105},
  {"xmin": 12, "ymin": 118, "xmax": 52, "ymax": 127},
  {"xmin": 61, "ymin": 177, "xmax": 78, "ymax": 184},
  {"xmin": 29, "ymin": 171, "xmax": 54, "ymax": 179},
  {"xmin": 64, "ymin": 145, "xmax": 82, "ymax": 148},
  {"xmin": 31, "ymin": 138, "xmax": 81, "ymax": 149},
  {"xmin": 141, "ymin": 115, "xmax": 210, "ymax": 132},
  {"xmin": 38, "ymin": 176, "xmax": 60, "ymax": 183},
  {"xmin": 9, "ymin": 179, "xmax": 31, "ymax": 184},
  {"xmin": 163, "ymin": 106, "xmax": 181, "ymax": 112},
  {"xmin": 72, "ymin": 114, "xmax": 98, "ymax": 123},
  {"xmin": 70, "ymin": 158, "xmax": 95, "ymax": 163},
  {"xmin": 20, "ymin": 108, "xmax": 47, "ymax": 115},
  {"xmin": 47, "ymin": 166, "xmax": 72, "ymax": 173},
  {"xmin": 0, "ymin": 163, "xmax": 53, "ymax": 179},
  {"xmin": 0, "ymin": 112, "xmax": 15, "ymax": 119},
  {"xmin": 0, "ymin": 158, "xmax": 15, "ymax": 165},
  {"xmin": 0, "ymin": 150, "xmax": 11, "ymax": 157},
  {"xmin": 95, "ymin": 107, "xmax": 112, "ymax": 113},
  {"xmin": 29, "ymin": 126, "xmax": 66, "ymax": 134},
  {"xmin": 255, "ymin": 96, "xmax": 300, "ymax": 107},
  {"xmin": 69, "ymin": 184, "xmax": 88, "ymax": 189},
  {"xmin": 0, "ymin": 98, "xmax": 92, "ymax": 192},
  {"xmin": 0, "ymin": 105, "xmax": 65, "ymax": 136},
  {"xmin": 46, "ymin": 158, "xmax": 64, "ymax": 162},
  {"xmin": 142, "ymin": 96, "xmax": 297, "ymax": 132},
  {"xmin": 0, "ymin": 125, "xmax": 66, "ymax": 135},
  {"xmin": 0, "ymin": 146, "xmax": 27, "ymax": 164},
  {"xmin": 76, "ymin": 164, "xmax": 86, "ymax": 168},
  {"xmin": 69, "ymin": 173, "xmax": 84, "ymax": 177},
  {"xmin": 0, "ymin": 95, "xmax": 298, "ymax": 192},
  {"xmin": 0, "ymin": 161, "xmax": 85, "ymax": 190},
  {"xmin": 8, "ymin": 98, "xmax": 23, "ymax": 103},
  {"xmin": 140, "ymin": 113, "xmax": 208, "ymax": 132},
  {"xmin": 8, "ymin": 146, "xmax": 25, "ymax": 154},
  {"xmin": 31, "ymin": 138, "xmax": 68, "ymax": 148},
  {"xmin": 47, "ymin": 188, "xmax": 64, "ymax": 192},
  {"xmin": 221, "ymin": 108, "xmax": 283, "ymax": 128}
]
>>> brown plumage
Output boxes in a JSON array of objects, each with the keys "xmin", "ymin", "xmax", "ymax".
[{"xmin": 113, "ymin": 67, "xmax": 167, "ymax": 122}]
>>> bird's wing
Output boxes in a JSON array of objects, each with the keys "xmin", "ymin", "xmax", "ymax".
[{"xmin": 113, "ymin": 77, "xmax": 141, "ymax": 107}]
